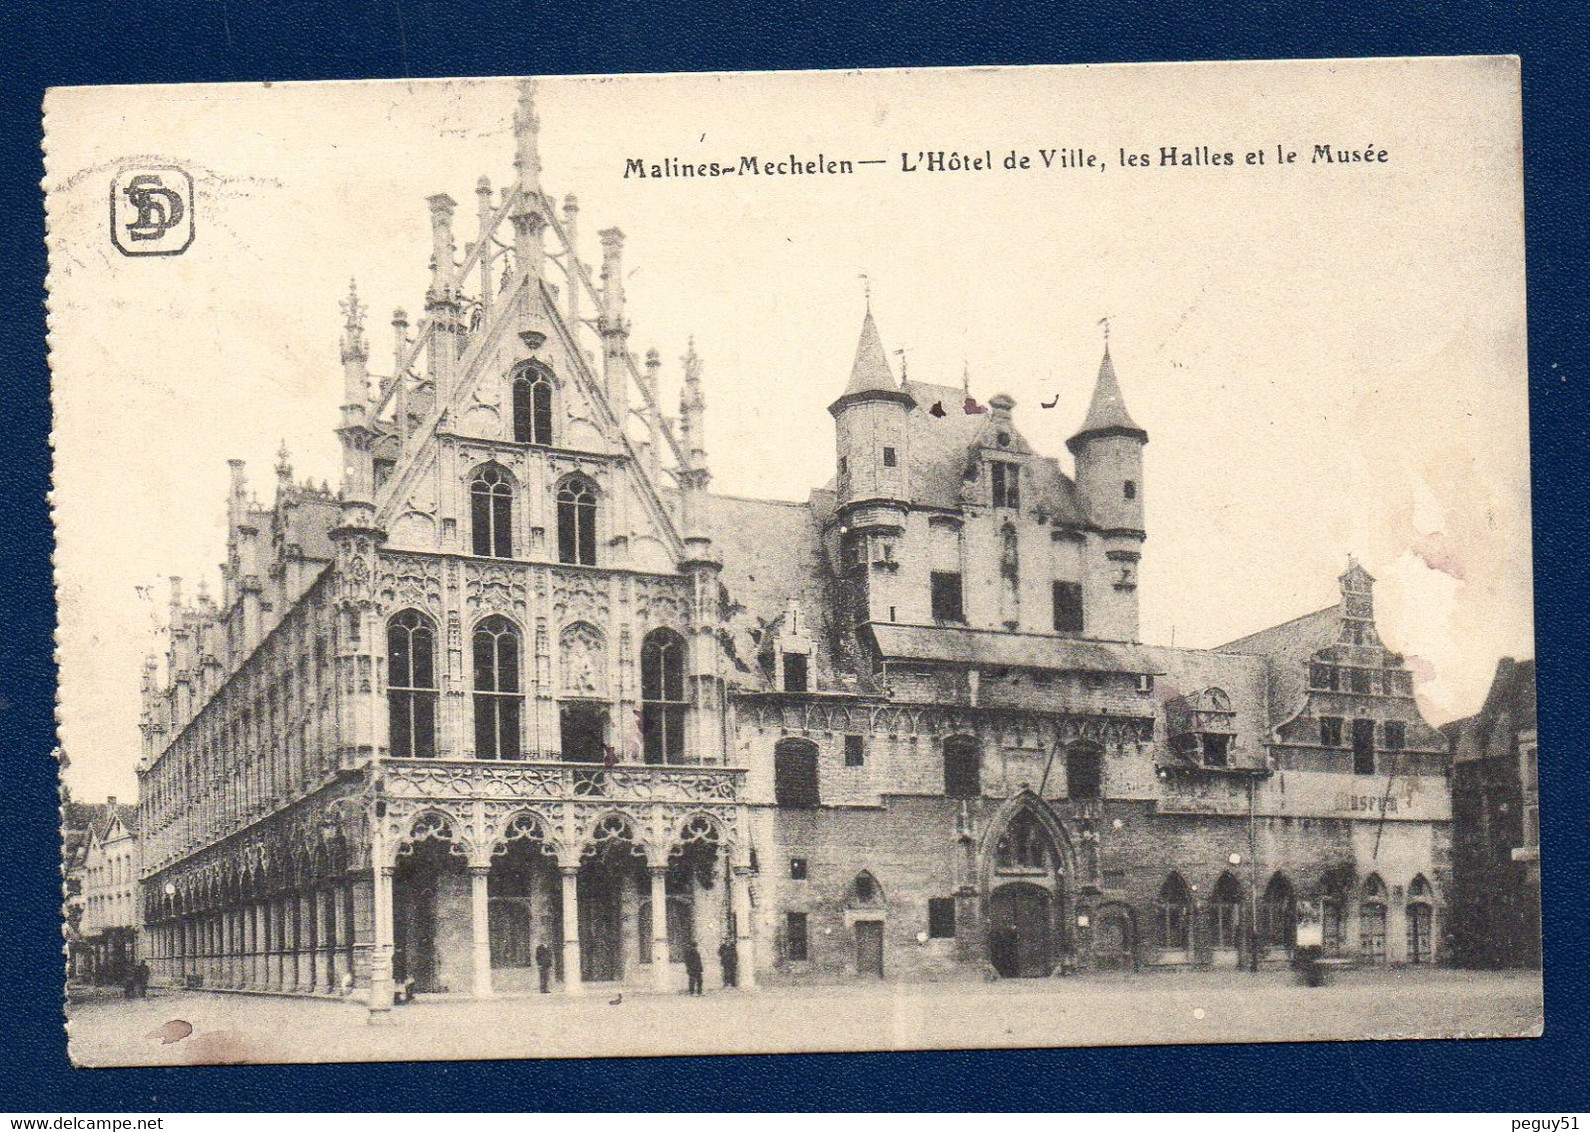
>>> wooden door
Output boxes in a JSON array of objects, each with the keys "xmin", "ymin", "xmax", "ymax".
[{"xmin": 855, "ymin": 920, "xmax": 884, "ymax": 977}]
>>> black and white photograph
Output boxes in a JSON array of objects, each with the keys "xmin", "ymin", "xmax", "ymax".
[{"xmin": 45, "ymin": 59, "xmax": 1540, "ymax": 1066}]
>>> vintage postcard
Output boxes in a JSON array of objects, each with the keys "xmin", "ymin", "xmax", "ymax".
[{"xmin": 47, "ymin": 59, "xmax": 1540, "ymax": 1067}]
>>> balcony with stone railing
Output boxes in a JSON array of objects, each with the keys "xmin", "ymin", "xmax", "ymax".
[{"xmin": 377, "ymin": 758, "xmax": 744, "ymax": 805}]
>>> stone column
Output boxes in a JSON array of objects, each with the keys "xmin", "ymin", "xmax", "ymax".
[
  {"xmin": 649, "ymin": 866, "xmax": 671, "ymax": 993},
  {"xmin": 266, "ymin": 900, "xmax": 280, "ymax": 990},
  {"xmin": 560, "ymin": 866, "xmax": 583, "ymax": 996},
  {"xmin": 369, "ymin": 866, "xmax": 396, "ymax": 1015},
  {"xmin": 470, "ymin": 866, "xmax": 494, "ymax": 998},
  {"xmin": 301, "ymin": 891, "xmax": 318, "ymax": 991},
  {"xmin": 731, "ymin": 865, "xmax": 757, "ymax": 990},
  {"xmin": 326, "ymin": 888, "xmax": 342, "ymax": 993}
]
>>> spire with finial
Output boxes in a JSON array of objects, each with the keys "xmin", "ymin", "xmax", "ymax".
[
  {"xmin": 275, "ymin": 440, "xmax": 293, "ymax": 483},
  {"xmin": 1067, "ymin": 332, "xmax": 1146, "ymax": 454},
  {"xmin": 340, "ymin": 278, "xmax": 368, "ymax": 363},
  {"xmin": 513, "ymin": 78, "xmax": 543, "ymax": 199}
]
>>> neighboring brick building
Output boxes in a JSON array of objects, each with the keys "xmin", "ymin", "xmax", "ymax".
[
  {"xmin": 1444, "ymin": 657, "xmax": 1540, "ymax": 968},
  {"xmin": 133, "ymin": 82, "xmax": 1453, "ymax": 1006}
]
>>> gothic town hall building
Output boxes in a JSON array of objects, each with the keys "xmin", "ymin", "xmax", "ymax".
[{"xmin": 134, "ymin": 84, "xmax": 1452, "ymax": 1006}]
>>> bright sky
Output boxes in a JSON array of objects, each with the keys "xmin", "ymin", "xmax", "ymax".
[{"xmin": 46, "ymin": 59, "xmax": 1532, "ymax": 803}]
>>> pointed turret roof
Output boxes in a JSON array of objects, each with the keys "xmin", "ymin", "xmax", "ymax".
[
  {"xmin": 847, "ymin": 307, "xmax": 896, "ymax": 395},
  {"xmin": 829, "ymin": 307, "xmax": 915, "ymax": 416},
  {"xmin": 1067, "ymin": 347, "xmax": 1147, "ymax": 453}
]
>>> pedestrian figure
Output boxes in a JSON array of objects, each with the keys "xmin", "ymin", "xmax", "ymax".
[
  {"xmin": 718, "ymin": 939, "xmax": 737, "ymax": 988},
  {"xmin": 535, "ymin": 943, "xmax": 553, "ymax": 994},
  {"xmin": 683, "ymin": 943, "xmax": 704, "ymax": 995},
  {"xmin": 134, "ymin": 960, "xmax": 150, "ymax": 999}
]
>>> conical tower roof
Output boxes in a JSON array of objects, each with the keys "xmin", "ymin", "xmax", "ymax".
[
  {"xmin": 846, "ymin": 307, "xmax": 897, "ymax": 395},
  {"xmin": 829, "ymin": 306, "xmax": 915, "ymax": 416},
  {"xmin": 1067, "ymin": 347, "xmax": 1147, "ymax": 453}
]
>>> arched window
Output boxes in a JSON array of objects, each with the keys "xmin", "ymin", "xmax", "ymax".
[
  {"xmin": 943, "ymin": 735, "xmax": 981, "ymax": 799},
  {"xmin": 640, "ymin": 628, "xmax": 688, "ymax": 765},
  {"xmin": 995, "ymin": 809, "xmax": 1056, "ymax": 871},
  {"xmin": 470, "ymin": 464, "xmax": 514, "ymax": 558},
  {"xmin": 1211, "ymin": 872, "xmax": 1243, "ymax": 949},
  {"xmin": 1407, "ymin": 874, "xmax": 1434, "ymax": 964},
  {"xmin": 472, "ymin": 616, "xmax": 522, "ymax": 760},
  {"xmin": 1359, "ymin": 873, "xmax": 1388, "ymax": 962},
  {"xmin": 853, "ymin": 871, "xmax": 883, "ymax": 906},
  {"xmin": 1157, "ymin": 873, "xmax": 1192, "ymax": 953},
  {"xmin": 774, "ymin": 738, "xmax": 820, "ymax": 808},
  {"xmin": 557, "ymin": 474, "xmax": 598, "ymax": 566},
  {"xmin": 387, "ymin": 610, "xmax": 437, "ymax": 759},
  {"xmin": 512, "ymin": 367, "xmax": 553, "ymax": 446},
  {"xmin": 1260, "ymin": 873, "xmax": 1297, "ymax": 954},
  {"xmin": 1065, "ymin": 742, "xmax": 1103, "ymax": 800}
]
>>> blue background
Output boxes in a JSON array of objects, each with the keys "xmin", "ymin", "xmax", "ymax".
[{"xmin": 4, "ymin": 0, "xmax": 1585, "ymax": 1112}]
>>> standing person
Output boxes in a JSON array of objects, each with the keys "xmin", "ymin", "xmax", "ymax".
[
  {"xmin": 718, "ymin": 938, "xmax": 737, "ymax": 988},
  {"xmin": 134, "ymin": 960, "xmax": 150, "ymax": 999},
  {"xmin": 683, "ymin": 942, "xmax": 704, "ymax": 996},
  {"xmin": 535, "ymin": 943, "xmax": 553, "ymax": 994}
]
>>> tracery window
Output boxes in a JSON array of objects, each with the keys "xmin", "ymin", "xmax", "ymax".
[
  {"xmin": 557, "ymin": 474, "xmax": 598, "ymax": 566},
  {"xmin": 640, "ymin": 628, "xmax": 687, "ymax": 765},
  {"xmin": 1156, "ymin": 872, "xmax": 1192, "ymax": 953},
  {"xmin": 995, "ymin": 809, "xmax": 1054, "ymax": 870},
  {"xmin": 512, "ymin": 367, "xmax": 554, "ymax": 446},
  {"xmin": 1211, "ymin": 872, "xmax": 1243, "ymax": 949},
  {"xmin": 387, "ymin": 609, "xmax": 437, "ymax": 759},
  {"xmin": 1260, "ymin": 873, "xmax": 1297, "ymax": 953},
  {"xmin": 473, "ymin": 616, "xmax": 523, "ymax": 760},
  {"xmin": 470, "ymin": 464, "xmax": 514, "ymax": 558}
]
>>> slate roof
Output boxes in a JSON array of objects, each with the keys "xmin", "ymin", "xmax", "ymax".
[
  {"xmin": 868, "ymin": 623, "xmax": 1164, "ymax": 674},
  {"xmin": 1213, "ymin": 603, "xmax": 1342, "ymax": 731},
  {"xmin": 843, "ymin": 307, "xmax": 898, "ymax": 396},
  {"xmin": 898, "ymin": 379, "xmax": 1090, "ymax": 524},
  {"xmin": 1067, "ymin": 348, "xmax": 1146, "ymax": 452}
]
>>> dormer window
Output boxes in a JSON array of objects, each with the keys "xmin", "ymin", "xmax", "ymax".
[{"xmin": 991, "ymin": 461, "xmax": 1019, "ymax": 509}]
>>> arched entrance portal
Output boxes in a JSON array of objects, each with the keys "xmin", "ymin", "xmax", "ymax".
[
  {"xmin": 393, "ymin": 832, "xmax": 470, "ymax": 994},
  {"xmin": 989, "ymin": 883, "xmax": 1053, "ymax": 977},
  {"xmin": 983, "ymin": 795, "xmax": 1070, "ymax": 978},
  {"xmin": 579, "ymin": 837, "xmax": 646, "ymax": 983}
]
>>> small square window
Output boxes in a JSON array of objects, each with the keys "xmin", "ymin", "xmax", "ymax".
[
  {"xmin": 1137, "ymin": 674, "xmax": 1154, "ymax": 694},
  {"xmin": 1123, "ymin": 479, "xmax": 1137, "ymax": 500},
  {"xmin": 1320, "ymin": 717, "xmax": 1343, "ymax": 747},
  {"xmin": 882, "ymin": 447, "xmax": 897, "ymax": 467},
  {"xmin": 1383, "ymin": 721, "xmax": 1406, "ymax": 750},
  {"xmin": 789, "ymin": 857, "xmax": 808, "ymax": 880},
  {"xmin": 844, "ymin": 734, "xmax": 865, "ymax": 767},
  {"xmin": 928, "ymin": 897, "xmax": 956, "ymax": 939}
]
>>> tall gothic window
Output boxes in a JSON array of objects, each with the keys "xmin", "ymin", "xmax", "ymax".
[
  {"xmin": 1211, "ymin": 872, "xmax": 1243, "ymax": 949},
  {"xmin": 641, "ymin": 628, "xmax": 688, "ymax": 765},
  {"xmin": 1156, "ymin": 872, "xmax": 1192, "ymax": 953},
  {"xmin": 473, "ymin": 616, "xmax": 522, "ymax": 760},
  {"xmin": 471, "ymin": 465, "xmax": 514, "ymax": 558},
  {"xmin": 387, "ymin": 610, "xmax": 437, "ymax": 759},
  {"xmin": 557, "ymin": 474, "xmax": 599, "ymax": 566},
  {"xmin": 512, "ymin": 367, "xmax": 554, "ymax": 446}
]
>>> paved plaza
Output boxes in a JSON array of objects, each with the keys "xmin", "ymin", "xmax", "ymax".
[{"xmin": 66, "ymin": 968, "xmax": 1542, "ymax": 1066}]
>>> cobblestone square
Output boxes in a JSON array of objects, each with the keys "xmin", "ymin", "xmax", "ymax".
[{"xmin": 67, "ymin": 968, "xmax": 1542, "ymax": 1067}]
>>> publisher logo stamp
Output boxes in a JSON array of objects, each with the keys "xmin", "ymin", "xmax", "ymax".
[{"xmin": 110, "ymin": 166, "xmax": 194, "ymax": 256}]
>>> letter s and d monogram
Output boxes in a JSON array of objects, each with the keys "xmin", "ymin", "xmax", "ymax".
[{"xmin": 110, "ymin": 165, "xmax": 195, "ymax": 256}]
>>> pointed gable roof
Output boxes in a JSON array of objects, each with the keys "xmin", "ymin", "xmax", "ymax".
[
  {"xmin": 1067, "ymin": 348, "xmax": 1147, "ymax": 453},
  {"xmin": 829, "ymin": 307, "xmax": 915, "ymax": 416}
]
